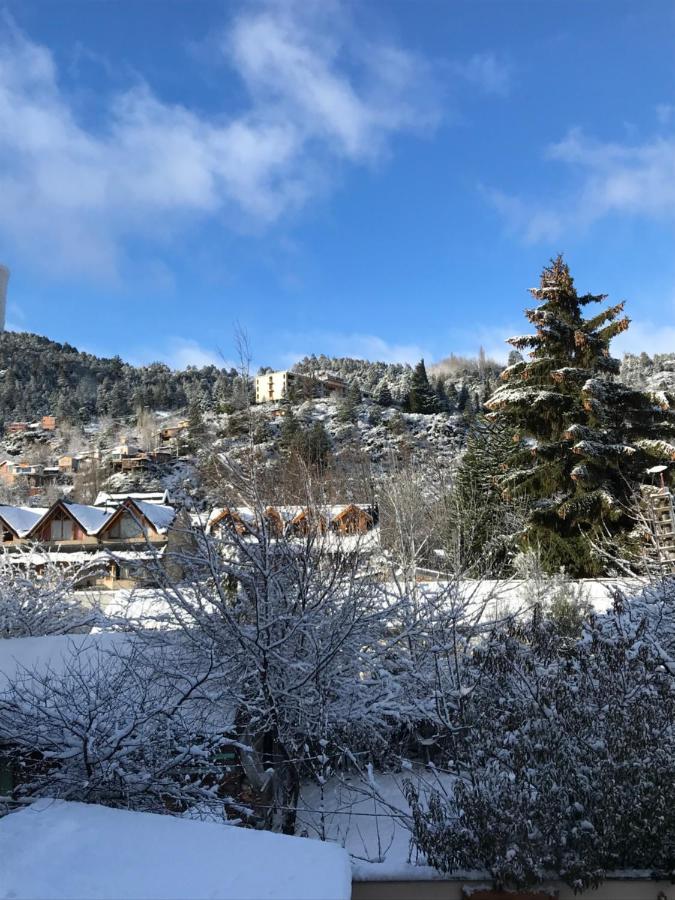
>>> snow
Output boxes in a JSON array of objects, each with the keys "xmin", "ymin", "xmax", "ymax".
[
  {"xmin": 132, "ymin": 500, "xmax": 176, "ymax": 533},
  {"xmin": 0, "ymin": 505, "xmax": 48, "ymax": 537},
  {"xmin": 4, "ymin": 548, "xmax": 162, "ymax": 567},
  {"xmin": 0, "ymin": 800, "xmax": 352, "ymax": 900},
  {"xmin": 95, "ymin": 491, "xmax": 170, "ymax": 507},
  {"xmin": 297, "ymin": 768, "xmax": 462, "ymax": 882},
  {"xmin": 64, "ymin": 503, "xmax": 115, "ymax": 535},
  {"xmin": 0, "ymin": 633, "xmax": 131, "ymax": 684}
]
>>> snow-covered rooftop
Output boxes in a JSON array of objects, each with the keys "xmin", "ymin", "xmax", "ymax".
[
  {"xmin": 0, "ymin": 800, "xmax": 352, "ymax": 900},
  {"xmin": 95, "ymin": 490, "xmax": 170, "ymax": 507},
  {"xmin": 132, "ymin": 500, "xmax": 176, "ymax": 533},
  {"xmin": 0, "ymin": 505, "xmax": 48, "ymax": 537},
  {"xmin": 63, "ymin": 503, "xmax": 115, "ymax": 535}
]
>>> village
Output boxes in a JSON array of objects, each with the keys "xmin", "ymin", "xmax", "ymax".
[{"xmin": 1, "ymin": 1, "xmax": 674, "ymax": 898}]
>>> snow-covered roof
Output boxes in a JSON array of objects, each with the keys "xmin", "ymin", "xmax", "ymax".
[
  {"xmin": 0, "ymin": 800, "xmax": 351, "ymax": 900},
  {"xmin": 206, "ymin": 504, "xmax": 375, "ymax": 533},
  {"xmin": 0, "ymin": 505, "xmax": 48, "ymax": 537},
  {"xmin": 131, "ymin": 500, "xmax": 176, "ymax": 534},
  {"xmin": 62, "ymin": 503, "xmax": 115, "ymax": 535},
  {"xmin": 95, "ymin": 490, "xmax": 170, "ymax": 507}
]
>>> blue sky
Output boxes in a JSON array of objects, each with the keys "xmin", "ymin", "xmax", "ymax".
[{"xmin": 0, "ymin": 0, "xmax": 674, "ymax": 369}]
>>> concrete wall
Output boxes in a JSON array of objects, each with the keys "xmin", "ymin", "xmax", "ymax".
[{"xmin": 352, "ymin": 878, "xmax": 673, "ymax": 900}]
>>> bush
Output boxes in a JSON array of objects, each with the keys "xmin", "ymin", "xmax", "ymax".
[{"xmin": 405, "ymin": 587, "xmax": 675, "ymax": 891}]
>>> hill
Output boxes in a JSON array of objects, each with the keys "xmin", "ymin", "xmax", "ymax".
[{"xmin": 0, "ymin": 331, "xmax": 238, "ymax": 423}]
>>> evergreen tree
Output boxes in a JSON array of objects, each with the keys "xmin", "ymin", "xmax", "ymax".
[
  {"xmin": 408, "ymin": 359, "xmax": 440, "ymax": 414},
  {"xmin": 298, "ymin": 422, "xmax": 332, "ymax": 471},
  {"xmin": 280, "ymin": 408, "xmax": 301, "ymax": 450},
  {"xmin": 456, "ymin": 383, "xmax": 469, "ymax": 413},
  {"xmin": 486, "ymin": 256, "xmax": 675, "ymax": 575},
  {"xmin": 432, "ymin": 376, "xmax": 451, "ymax": 412},
  {"xmin": 446, "ymin": 420, "xmax": 521, "ymax": 576},
  {"xmin": 337, "ymin": 383, "xmax": 361, "ymax": 423},
  {"xmin": 185, "ymin": 399, "xmax": 207, "ymax": 452},
  {"xmin": 377, "ymin": 383, "xmax": 393, "ymax": 407}
]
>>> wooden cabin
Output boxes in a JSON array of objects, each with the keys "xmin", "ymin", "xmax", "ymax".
[
  {"xmin": 290, "ymin": 508, "xmax": 327, "ymax": 536},
  {"xmin": 331, "ymin": 504, "xmax": 374, "ymax": 535},
  {"xmin": 264, "ymin": 506, "xmax": 285, "ymax": 537},
  {"xmin": 208, "ymin": 508, "xmax": 249, "ymax": 536},
  {"xmin": 30, "ymin": 501, "xmax": 105, "ymax": 546}
]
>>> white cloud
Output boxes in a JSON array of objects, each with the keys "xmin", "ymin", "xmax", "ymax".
[
  {"xmin": 614, "ymin": 319, "xmax": 675, "ymax": 357},
  {"xmin": 128, "ymin": 338, "xmax": 230, "ymax": 370},
  {"xmin": 488, "ymin": 125, "xmax": 675, "ymax": 242},
  {"xmin": 0, "ymin": 5, "xmax": 438, "ymax": 278},
  {"xmin": 454, "ymin": 53, "xmax": 512, "ymax": 97},
  {"xmin": 280, "ymin": 331, "xmax": 430, "ymax": 366}
]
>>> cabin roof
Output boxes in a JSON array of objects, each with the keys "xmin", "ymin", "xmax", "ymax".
[
  {"xmin": 0, "ymin": 506, "xmax": 49, "ymax": 538},
  {"xmin": 61, "ymin": 502, "xmax": 116, "ymax": 535},
  {"xmin": 94, "ymin": 490, "xmax": 170, "ymax": 507}
]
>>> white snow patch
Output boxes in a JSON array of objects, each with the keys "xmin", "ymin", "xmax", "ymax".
[{"xmin": 0, "ymin": 800, "xmax": 352, "ymax": 900}]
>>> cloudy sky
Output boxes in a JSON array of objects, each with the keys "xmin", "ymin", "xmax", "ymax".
[{"xmin": 1, "ymin": 0, "xmax": 674, "ymax": 368}]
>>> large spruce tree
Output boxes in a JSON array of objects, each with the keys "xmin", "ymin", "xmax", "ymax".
[
  {"xmin": 408, "ymin": 359, "xmax": 440, "ymax": 414},
  {"xmin": 486, "ymin": 256, "xmax": 675, "ymax": 575}
]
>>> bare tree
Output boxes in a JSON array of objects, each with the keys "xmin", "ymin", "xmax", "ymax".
[
  {"xmin": 0, "ymin": 635, "xmax": 240, "ymax": 814},
  {"xmin": 0, "ymin": 548, "xmax": 104, "ymax": 637}
]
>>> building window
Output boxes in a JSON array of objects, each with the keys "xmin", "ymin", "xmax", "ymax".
[{"xmin": 51, "ymin": 517, "xmax": 73, "ymax": 541}]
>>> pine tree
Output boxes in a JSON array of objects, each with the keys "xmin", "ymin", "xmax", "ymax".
[
  {"xmin": 280, "ymin": 407, "xmax": 301, "ymax": 449},
  {"xmin": 486, "ymin": 256, "xmax": 675, "ymax": 575},
  {"xmin": 408, "ymin": 359, "xmax": 440, "ymax": 414},
  {"xmin": 186, "ymin": 399, "xmax": 207, "ymax": 451},
  {"xmin": 377, "ymin": 383, "xmax": 393, "ymax": 407},
  {"xmin": 337, "ymin": 383, "xmax": 361, "ymax": 423}
]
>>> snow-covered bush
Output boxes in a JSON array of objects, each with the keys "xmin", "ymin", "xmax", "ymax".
[
  {"xmin": 405, "ymin": 586, "xmax": 675, "ymax": 891},
  {"xmin": 0, "ymin": 636, "xmax": 239, "ymax": 814},
  {"xmin": 0, "ymin": 549, "xmax": 103, "ymax": 637}
]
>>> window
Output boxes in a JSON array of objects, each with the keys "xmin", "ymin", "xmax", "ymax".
[
  {"xmin": 50, "ymin": 516, "xmax": 73, "ymax": 541},
  {"xmin": 105, "ymin": 513, "xmax": 143, "ymax": 541}
]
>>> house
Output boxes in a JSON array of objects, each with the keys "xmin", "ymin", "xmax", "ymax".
[
  {"xmin": 158, "ymin": 421, "xmax": 189, "ymax": 443},
  {"xmin": 206, "ymin": 504, "xmax": 378, "ymax": 541},
  {"xmin": 40, "ymin": 415, "xmax": 57, "ymax": 431},
  {"xmin": 0, "ymin": 497, "xmax": 183, "ymax": 589},
  {"xmin": 315, "ymin": 371, "xmax": 349, "ymax": 398},
  {"xmin": 207, "ymin": 507, "xmax": 253, "ymax": 535},
  {"xmin": 254, "ymin": 370, "xmax": 314, "ymax": 404},
  {"xmin": 254, "ymin": 370, "xmax": 350, "ymax": 404},
  {"xmin": 0, "ymin": 506, "xmax": 48, "ymax": 542},
  {"xmin": 5, "ymin": 422, "xmax": 29, "ymax": 434},
  {"xmin": 0, "ymin": 461, "xmax": 48, "ymax": 495},
  {"xmin": 331, "ymin": 503, "xmax": 374, "ymax": 534},
  {"xmin": 58, "ymin": 454, "xmax": 82, "ymax": 474}
]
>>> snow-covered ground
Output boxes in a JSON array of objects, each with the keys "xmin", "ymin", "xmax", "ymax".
[
  {"xmin": 91, "ymin": 577, "xmax": 639, "ymax": 632},
  {"xmin": 0, "ymin": 800, "xmax": 352, "ymax": 900},
  {"xmin": 296, "ymin": 767, "xmax": 465, "ymax": 882}
]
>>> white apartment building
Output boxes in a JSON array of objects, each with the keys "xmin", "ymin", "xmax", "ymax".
[
  {"xmin": 255, "ymin": 370, "xmax": 308, "ymax": 403},
  {"xmin": 255, "ymin": 370, "xmax": 349, "ymax": 404}
]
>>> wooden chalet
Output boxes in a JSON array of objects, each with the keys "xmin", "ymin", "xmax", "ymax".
[
  {"xmin": 206, "ymin": 504, "xmax": 377, "ymax": 540},
  {"xmin": 0, "ymin": 497, "xmax": 184, "ymax": 589},
  {"xmin": 330, "ymin": 503, "xmax": 374, "ymax": 535},
  {"xmin": 290, "ymin": 507, "xmax": 328, "ymax": 535}
]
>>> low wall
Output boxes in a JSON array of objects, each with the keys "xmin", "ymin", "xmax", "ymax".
[{"xmin": 352, "ymin": 878, "xmax": 673, "ymax": 900}]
